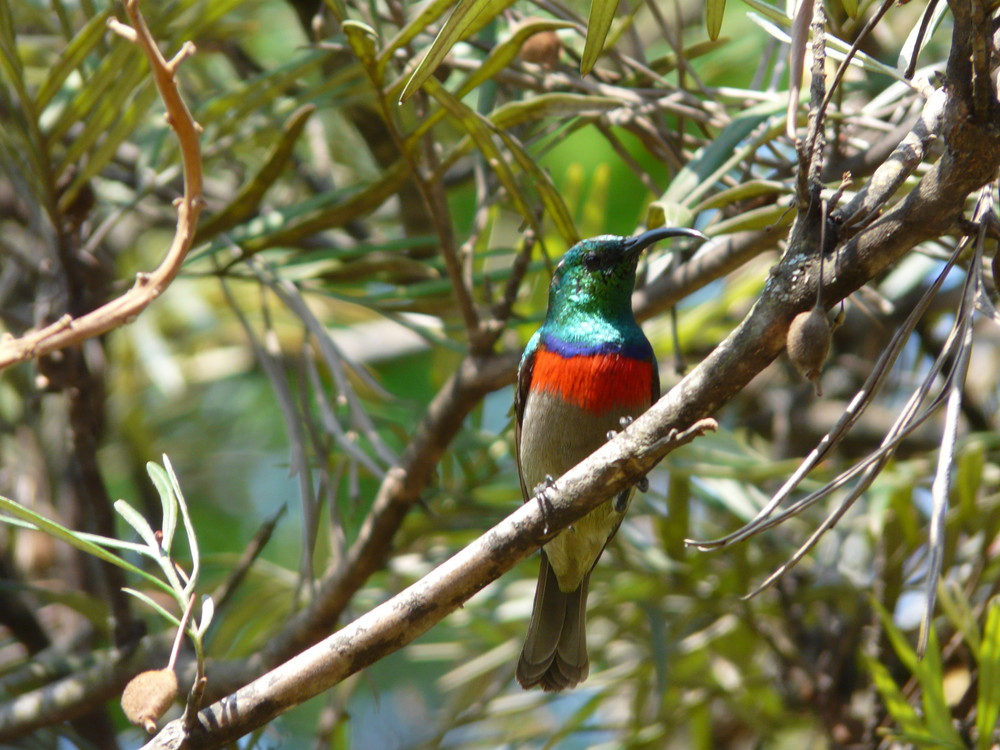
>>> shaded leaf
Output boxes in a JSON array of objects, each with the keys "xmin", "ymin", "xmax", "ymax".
[
  {"xmin": 59, "ymin": 82, "xmax": 157, "ymax": 210},
  {"xmin": 661, "ymin": 99, "xmax": 784, "ymax": 209},
  {"xmin": 342, "ymin": 20, "xmax": 379, "ymax": 78},
  {"xmin": 196, "ymin": 104, "xmax": 317, "ymax": 242},
  {"xmin": 35, "ymin": 9, "xmax": 112, "ymax": 112},
  {"xmin": 234, "ymin": 160, "xmax": 411, "ymax": 253},
  {"xmin": 47, "ymin": 34, "xmax": 142, "ymax": 145},
  {"xmin": 495, "ymin": 129, "xmax": 579, "ymax": 246},
  {"xmin": 423, "ymin": 77, "xmax": 539, "ymax": 237},
  {"xmin": 490, "ymin": 93, "xmax": 620, "ymax": 130}
]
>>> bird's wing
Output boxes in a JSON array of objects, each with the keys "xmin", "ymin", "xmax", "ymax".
[
  {"xmin": 514, "ymin": 336, "xmax": 538, "ymax": 504},
  {"xmin": 651, "ymin": 352, "xmax": 660, "ymax": 403}
]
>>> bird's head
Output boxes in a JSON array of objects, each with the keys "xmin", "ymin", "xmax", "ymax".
[{"xmin": 548, "ymin": 227, "xmax": 706, "ymax": 315}]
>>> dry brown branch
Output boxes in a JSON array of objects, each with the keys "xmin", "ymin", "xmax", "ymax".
[{"xmin": 0, "ymin": 0, "xmax": 202, "ymax": 372}]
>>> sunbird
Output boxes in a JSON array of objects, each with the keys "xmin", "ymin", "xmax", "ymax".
[{"xmin": 514, "ymin": 227, "xmax": 706, "ymax": 691}]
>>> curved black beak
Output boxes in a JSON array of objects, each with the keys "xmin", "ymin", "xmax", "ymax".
[{"xmin": 623, "ymin": 226, "xmax": 707, "ymax": 257}]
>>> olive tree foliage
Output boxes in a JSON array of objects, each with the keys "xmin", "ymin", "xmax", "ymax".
[{"xmin": 1, "ymin": 0, "xmax": 1000, "ymax": 747}]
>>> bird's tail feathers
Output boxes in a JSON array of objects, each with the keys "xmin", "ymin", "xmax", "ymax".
[{"xmin": 516, "ymin": 554, "xmax": 590, "ymax": 691}]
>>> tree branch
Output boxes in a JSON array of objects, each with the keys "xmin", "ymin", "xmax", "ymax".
[
  {"xmin": 0, "ymin": 0, "xmax": 203, "ymax": 371},
  {"xmin": 143, "ymin": 419, "xmax": 717, "ymax": 749}
]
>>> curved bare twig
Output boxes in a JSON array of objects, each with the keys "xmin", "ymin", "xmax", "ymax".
[{"xmin": 0, "ymin": 0, "xmax": 203, "ymax": 371}]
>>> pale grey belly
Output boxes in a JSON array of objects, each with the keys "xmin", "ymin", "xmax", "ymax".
[{"xmin": 519, "ymin": 390, "xmax": 642, "ymax": 592}]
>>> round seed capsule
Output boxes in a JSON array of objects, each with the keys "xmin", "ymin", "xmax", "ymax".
[
  {"xmin": 787, "ymin": 307, "xmax": 832, "ymax": 395},
  {"xmin": 121, "ymin": 668, "xmax": 178, "ymax": 734}
]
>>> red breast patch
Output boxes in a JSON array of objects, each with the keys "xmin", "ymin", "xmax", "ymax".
[{"xmin": 531, "ymin": 348, "xmax": 654, "ymax": 413}]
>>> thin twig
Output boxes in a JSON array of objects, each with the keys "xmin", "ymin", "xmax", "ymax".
[{"xmin": 0, "ymin": 0, "xmax": 203, "ymax": 370}]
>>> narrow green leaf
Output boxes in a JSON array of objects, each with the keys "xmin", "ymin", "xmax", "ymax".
[
  {"xmin": 0, "ymin": 1, "xmax": 27, "ymax": 101},
  {"xmin": 378, "ymin": 0, "xmax": 457, "ymax": 74},
  {"xmin": 864, "ymin": 654, "xmax": 928, "ymax": 740},
  {"xmin": 196, "ymin": 104, "xmax": 317, "ymax": 242},
  {"xmin": 581, "ymin": 0, "xmax": 618, "ymax": 76},
  {"xmin": 0, "ymin": 513, "xmax": 149, "ymax": 555},
  {"xmin": 919, "ymin": 629, "xmax": 963, "ymax": 745},
  {"xmin": 184, "ymin": 0, "xmax": 248, "ymax": 36},
  {"xmin": 708, "ymin": 201, "xmax": 795, "ymax": 235},
  {"xmin": 873, "ymin": 600, "xmax": 965, "ymax": 748},
  {"xmin": 840, "ymin": 0, "xmax": 859, "ymax": 19},
  {"xmin": 705, "ymin": 0, "xmax": 726, "ymax": 40},
  {"xmin": 123, "ymin": 587, "xmax": 181, "ymax": 627},
  {"xmin": 898, "ymin": 0, "xmax": 947, "ymax": 74},
  {"xmin": 692, "ymin": 179, "xmax": 790, "ymax": 213},
  {"xmin": 147, "ymin": 461, "xmax": 176, "ymax": 547},
  {"xmin": 0, "ymin": 496, "xmax": 170, "ymax": 595},
  {"xmin": 234, "ymin": 160, "xmax": 411, "ymax": 253},
  {"xmin": 872, "ymin": 599, "xmax": 919, "ymax": 673},
  {"xmin": 976, "ymin": 600, "xmax": 1000, "ymax": 750},
  {"xmin": 490, "ymin": 93, "xmax": 620, "ymax": 130},
  {"xmin": 35, "ymin": 9, "xmax": 112, "ymax": 112},
  {"xmin": 162, "ymin": 455, "xmax": 199, "ymax": 586},
  {"xmin": 0, "ymin": 1, "xmax": 50, "ymax": 191},
  {"xmin": 199, "ymin": 48, "xmax": 334, "ymax": 129},
  {"xmin": 743, "ymin": 0, "xmax": 904, "ymax": 80},
  {"xmin": 198, "ymin": 594, "xmax": 216, "ymax": 636},
  {"xmin": 159, "ymin": 464, "xmax": 179, "ymax": 559},
  {"xmin": 955, "ymin": 442, "xmax": 984, "ymax": 524},
  {"xmin": 937, "ymin": 580, "xmax": 980, "ymax": 653},
  {"xmin": 400, "ymin": 0, "xmax": 515, "ymax": 102},
  {"xmin": 114, "ymin": 499, "xmax": 159, "ymax": 551},
  {"xmin": 321, "ymin": 0, "xmax": 348, "ymax": 22},
  {"xmin": 663, "ymin": 473, "xmax": 690, "ymax": 561},
  {"xmin": 646, "ymin": 201, "xmax": 694, "ymax": 231}
]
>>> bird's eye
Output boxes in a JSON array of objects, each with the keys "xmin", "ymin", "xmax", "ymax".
[{"xmin": 583, "ymin": 251, "xmax": 600, "ymax": 270}]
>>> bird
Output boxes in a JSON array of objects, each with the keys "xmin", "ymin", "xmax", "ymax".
[{"xmin": 514, "ymin": 226, "xmax": 706, "ymax": 691}]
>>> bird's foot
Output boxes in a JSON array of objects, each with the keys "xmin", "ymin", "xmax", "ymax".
[
  {"xmin": 533, "ymin": 475, "xmax": 557, "ymax": 534},
  {"xmin": 613, "ymin": 490, "xmax": 629, "ymax": 513},
  {"xmin": 607, "ymin": 415, "xmax": 636, "ymax": 441}
]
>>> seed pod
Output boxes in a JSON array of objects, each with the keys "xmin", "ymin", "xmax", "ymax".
[
  {"xmin": 787, "ymin": 306, "xmax": 832, "ymax": 396},
  {"xmin": 519, "ymin": 29, "xmax": 561, "ymax": 69},
  {"xmin": 121, "ymin": 668, "xmax": 178, "ymax": 734}
]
